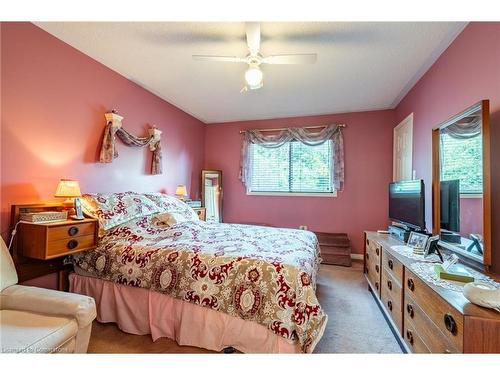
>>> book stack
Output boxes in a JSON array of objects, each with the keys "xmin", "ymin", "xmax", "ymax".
[
  {"xmin": 186, "ymin": 200, "xmax": 202, "ymax": 208},
  {"xmin": 434, "ymin": 264, "xmax": 475, "ymax": 283}
]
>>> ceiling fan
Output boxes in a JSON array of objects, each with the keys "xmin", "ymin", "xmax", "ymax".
[{"xmin": 192, "ymin": 23, "xmax": 317, "ymax": 92}]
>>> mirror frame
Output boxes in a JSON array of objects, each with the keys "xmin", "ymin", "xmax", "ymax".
[
  {"xmin": 201, "ymin": 169, "xmax": 223, "ymax": 223},
  {"xmin": 432, "ymin": 99, "xmax": 491, "ymax": 270}
]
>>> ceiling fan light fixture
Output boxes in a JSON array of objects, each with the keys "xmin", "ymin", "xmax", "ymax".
[{"xmin": 244, "ymin": 65, "xmax": 263, "ymax": 88}]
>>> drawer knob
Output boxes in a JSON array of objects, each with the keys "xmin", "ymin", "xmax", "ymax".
[
  {"xmin": 67, "ymin": 239, "xmax": 79, "ymax": 249},
  {"xmin": 68, "ymin": 226, "xmax": 79, "ymax": 236},
  {"xmin": 376, "ymin": 248, "xmax": 380, "ymax": 256},
  {"xmin": 407, "ymin": 304, "xmax": 414, "ymax": 318},
  {"xmin": 375, "ymin": 282, "xmax": 379, "ymax": 290},
  {"xmin": 406, "ymin": 330, "xmax": 414, "ymax": 345},
  {"xmin": 388, "ymin": 259, "xmax": 393, "ymax": 270},
  {"xmin": 387, "ymin": 300, "xmax": 393, "ymax": 311},
  {"xmin": 407, "ymin": 278, "xmax": 415, "ymax": 291},
  {"xmin": 375, "ymin": 264, "xmax": 379, "ymax": 273},
  {"xmin": 444, "ymin": 314, "xmax": 457, "ymax": 335},
  {"xmin": 387, "ymin": 280, "xmax": 392, "ymax": 290}
]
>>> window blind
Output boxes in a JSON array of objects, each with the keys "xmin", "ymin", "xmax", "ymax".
[{"xmin": 249, "ymin": 140, "xmax": 333, "ymax": 193}]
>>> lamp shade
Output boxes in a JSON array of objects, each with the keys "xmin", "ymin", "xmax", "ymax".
[
  {"xmin": 54, "ymin": 179, "xmax": 82, "ymax": 198},
  {"xmin": 175, "ymin": 184, "xmax": 187, "ymax": 197}
]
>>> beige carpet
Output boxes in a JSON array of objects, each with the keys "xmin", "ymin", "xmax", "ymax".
[{"xmin": 88, "ymin": 262, "xmax": 402, "ymax": 354}]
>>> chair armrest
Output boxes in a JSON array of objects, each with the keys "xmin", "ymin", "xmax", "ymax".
[{"xmin": 1, "ymin": 285, "xmax": 96, "ymax": 328}]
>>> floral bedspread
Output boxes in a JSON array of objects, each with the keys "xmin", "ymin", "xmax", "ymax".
[{"xmin": 73, "ymin": 216, "xmax": 327, "ymax": 352}]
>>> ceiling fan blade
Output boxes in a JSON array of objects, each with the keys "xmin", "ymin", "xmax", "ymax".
[
  {"xmin": 192, "ymin": 55, "xmax": 246, "ymax": 63},
  {"xmin": 245, "ymin": 22, "xmax": 261, "ymax": 56},
  {"xmin": 262, "ymin": 54, "xmax": 317, "ymax": 65}
]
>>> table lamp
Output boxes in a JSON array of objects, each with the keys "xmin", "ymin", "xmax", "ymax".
[
  {"xmin": 55, "ymin": 179, "xmax": 84, "ymax": 220},
  {"xmin": 175, "ymin": 184, "xmax": 188, "ymax": 201}
]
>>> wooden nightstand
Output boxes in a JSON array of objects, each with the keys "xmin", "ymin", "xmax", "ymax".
[
  {"xmin": 193, "ymin": 207, "xmax": 206, "ymax": 221},
  {"xmin": 17, "ymin": 218, "xmax": 98, "ymax": 260}
]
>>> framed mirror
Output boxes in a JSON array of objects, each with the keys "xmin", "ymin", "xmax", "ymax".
[
  {"xmin": 432, "ymin": 100, "xmax": 491, "ymax": 269},
  {"xmin": 201, "ymin": 170, "xmax": 223, "ymax": 223}
]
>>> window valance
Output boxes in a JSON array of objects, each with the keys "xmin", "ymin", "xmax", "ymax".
[
  {"xmin": 239, "ymin": 124, "xmax": 345, "ymax": 192},
  {"xmin": 99, "ymin": 111, "xmax": 163, "ymax": 174}
]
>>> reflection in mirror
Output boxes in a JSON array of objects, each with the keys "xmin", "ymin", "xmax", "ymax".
[
  {"xmin": 438, "ymin": 104, "xmax": 484, "ymax": 261},
  {"xmin": 201, "ymin": 170, "xmax": 223, "ymax": 223}
]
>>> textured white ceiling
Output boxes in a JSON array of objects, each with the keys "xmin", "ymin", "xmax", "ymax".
[{"xmin": 36, "ymin": 22, "xmax": 466, "ymax": 123}]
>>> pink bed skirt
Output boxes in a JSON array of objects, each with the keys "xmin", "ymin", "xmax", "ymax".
[{"xmin": 69, "ymin": 273, "xmax": 300, "ymax": 353}]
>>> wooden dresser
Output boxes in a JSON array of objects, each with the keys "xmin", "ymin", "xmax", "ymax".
[{"xmin": 364, "ymin": 231, "xmax": 500, "ymax": 353}]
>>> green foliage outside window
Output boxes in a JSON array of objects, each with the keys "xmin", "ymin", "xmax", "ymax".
[
  {"xmin": 440, "ymin": 133, "xmax": 482, "ymax": 194},
  {"xmin": 250, "ymin": 140, "xmax": 333, "ymax": 193}
]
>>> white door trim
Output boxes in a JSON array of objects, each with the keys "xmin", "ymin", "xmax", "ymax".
[{"xmin": 393, "ymin": 113, "xmax": 414, "ymax": 181}]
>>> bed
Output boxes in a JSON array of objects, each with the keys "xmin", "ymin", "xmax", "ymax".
[{"xmin": 70, "ymin": 192, "xmax": 327, "ymax": 353}]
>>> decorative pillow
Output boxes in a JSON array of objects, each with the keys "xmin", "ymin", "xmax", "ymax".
[
  {"xmin": 81, "ymin": 191, "xmax": 160, "ymax": 231},
  {"xmin": 152, "ymin": 212, "xmax": 193, "ymax": 227},
  {"xmin": 144, "ymin": 192, "xmax": 199, "ymax": 222}
]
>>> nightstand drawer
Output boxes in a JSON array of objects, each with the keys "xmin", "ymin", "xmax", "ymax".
[
  {"xmin": 47, "ymin": 222, "xmax": 95, "ymax": 242},
  {"xmin": 18, "ymin": 218, "xmax": 98, "ymax": 260},
  {"xmin": 47, "ymin": 235, "xmax": 96, "ymax": 258}
]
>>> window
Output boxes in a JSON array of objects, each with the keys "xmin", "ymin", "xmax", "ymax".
[
  {"xmin": 248, "ymin": 140, "xmax": 334, "ymax": 195},
  {"xmin": 440, "ymin": 133, "xmax": 482, "ymax": 194}
]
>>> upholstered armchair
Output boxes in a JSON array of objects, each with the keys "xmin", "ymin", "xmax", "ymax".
[{"xmin": 0, "ymin": 237, "xmax": 96, "ymax": 353}]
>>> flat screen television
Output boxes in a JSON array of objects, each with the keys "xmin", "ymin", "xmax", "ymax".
[
  {"xmin": 389, "ymin": 180, "xmax": 425, "ymax": 230},
  {"xmin": 440, "ymin": 179, "xmax": 460, "ymax": 233}
]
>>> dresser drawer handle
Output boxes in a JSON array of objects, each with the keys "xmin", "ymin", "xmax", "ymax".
[
  {"xmin": 376, "ymin": 247, "xmax": 380, "ymax": 256},
  {"xmin": 406, "ymin": 304, "xmax": 414, "ymax": 318},
  {"xmin": 67, "ymin": 239, "xmax": 79, "ymax": 250},
  {"xmin": 387, "ymin": 300, "xmax": 393, "ymax": 311},
  {"xmin": 444, "ymin": 314, "xmax": 457, "ymax": 335},
  {"xmin": 366, "ymin": 239, "xmax": 370, "ymax": 246},
  {"xmin": 387, "ymin": 280, "xmax": 392, "ymax": 290},
  {"xmin": 375, "ymin": 282, "xmax": 379, "ymax": 290},
  {"xmin": 407, "ymin": 278, "xmax": 415, "ymax": 291},
  {"xmin": 375, "ymin": 264, "xmax": 379, "ymax": 273},
  {"xmin": 388, "ymin": 259, "xmax": 393, "ymax": 270},
  {"xmin": 366, "ymin": 253, "xmax": 370, "ymax": 260},
  {"xmin": 406, "ymin": 330, "xmax": 414, "ymax": 345},
  {"xmin": 68, "ymin": 226, "xmax": 79, "ymax": 236}
]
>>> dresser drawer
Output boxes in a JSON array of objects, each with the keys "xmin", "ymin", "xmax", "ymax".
[
  {"xmin": 47, "ymin": 234, "xmax": 96, "ymax": 258},
  {"xmin": 47, "ymin": 222, "xmax": 96, "ymax": 242},
  {"xmin": 365, "ymin": 255, "xmax": 380, "ymax": 294},
  {"xmin": 366, "ymin": 238, "xmax": 381, "ymax": 260},
  {"xmin": 404, "ymin": 318, "xmax": 431, "ymax": 353},
  {"xmin": 404, "ymin": 295, "xmax": 459, "ymax": 353},
  {"xmin": 405, "ymin": 269, "xmax": 463, "ymax": 351},
  {"xmin": 382, "ymin": 249, "xmax": 403, "ymax": 285},
  {"xmin": 381, "ymin": 269, "xmax": 403, "ymax": 334}
]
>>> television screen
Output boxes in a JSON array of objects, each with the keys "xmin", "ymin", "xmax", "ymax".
[
  {"xmin": 440, "ymin": 179, "xmax": 460, "ymax": 233},
  {"xmin": 389, "ymin": 180, "xmax": 425, "ymax": 230}
]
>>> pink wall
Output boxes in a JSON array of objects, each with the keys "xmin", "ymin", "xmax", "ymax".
[
  {"xmin": 0, "ymin": 23, "xmax": 206, "ymax": 240},
  {"xmin": 205, "ymin": 110, "xmax": 396, "ymax": 254},
  {"xmin": 460, "ymin": 198, "xmax": 483, "ymax": 237},
  {"xmin": 395, "ymin": 22, "xmax": 500, "ymax": 271}
]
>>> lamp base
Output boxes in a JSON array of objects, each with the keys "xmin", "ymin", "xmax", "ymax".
[{"xmin": 61, "ymin": 198, "xmax": 76, "ymax": 216}]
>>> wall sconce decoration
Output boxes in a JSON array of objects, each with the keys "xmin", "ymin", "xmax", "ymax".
[{"xmin": 99, "ymin": 110, "xmax": 163, "ymax": 174}]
